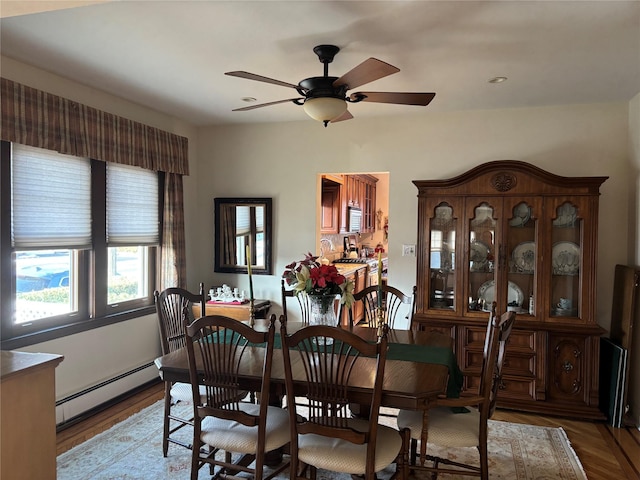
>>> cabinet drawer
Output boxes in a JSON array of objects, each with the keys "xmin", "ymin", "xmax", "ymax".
[
  {"xmin": 506, "ymin": 329, "xmax": 536, "ymax": 353},
  {"xmin": 466, "ymin": 374, "xmax": 536, "ymax": 402},
  {"xmin": 498, "ymin": 376, "xmax": 537, "ymax": 401},
  {"xmin": 461, "ymin": 325, "xmax": 535, "ymax": 349},
  {"xmin": 413, "ymin": 323, "xmax": 455, "ymax": 338},
  {"xmin": 503, "ymin": 353, "xmax": 535, "ymax": 377},
  {"xmin": 461, "ymin": 325, "xmax": 487, "ymax": 349},
  {"xmin": 463, "ymin": 350, "xmax": 534, "ymax": 377}
]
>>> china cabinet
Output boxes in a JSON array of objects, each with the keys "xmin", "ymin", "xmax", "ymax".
[{"xmin": 413, "ymin": 161, "xmax": 607, "ymax": 418}]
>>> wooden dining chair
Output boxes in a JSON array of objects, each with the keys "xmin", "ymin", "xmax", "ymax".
[
  {"xmin": 154, "ymin": 283, "xmax": 207, "ymax": 456},
  {"xmin": 396, "ymin": 303, "xmax": 516, "ymax": 479},
  {"xmin": 183, "ymin": 313, "xmax": 290, "ymax": 480},
  {"xmin": 281, "ymin": 279, "xmax": 312, "ymax": 324},
  {"xmin": 282, "ymin": 278, "xmax": 342, "ymax": 326},
  {"xmin": 280, "ymin": 317, "xmax": 410, "ymax": 480},
  {"xmin": 339, "ymin": 284, "xmax": 416, "ymax": 329}
]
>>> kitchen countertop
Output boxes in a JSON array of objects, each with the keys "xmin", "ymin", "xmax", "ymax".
[
  {"xmin": 333, "ymin": 256, "xmax": 388, "ymax": 276},
  {"xmin": 333, "ymin": 263, "xmax": 369, "ymax": 276}
]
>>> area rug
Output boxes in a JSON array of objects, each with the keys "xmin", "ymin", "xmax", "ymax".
[{"xmin": 57, "ymin": 400, "xmax": 587, "ymax": 480}]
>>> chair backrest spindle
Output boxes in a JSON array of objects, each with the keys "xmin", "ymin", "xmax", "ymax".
[{"xmin": 339, "ymin": 284, "xmax": 416, "ymax": 329}]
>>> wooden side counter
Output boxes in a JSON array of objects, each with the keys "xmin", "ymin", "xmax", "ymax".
[
  {"xmin": 1, "ymin": 350, "xmax": 64, "ymax": 480},
  {"xmin": 193, "ymin": 299, "xmax": 271, "ymax": 321}
]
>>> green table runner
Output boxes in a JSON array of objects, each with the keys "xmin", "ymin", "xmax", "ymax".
[{"xmin": 206, "ymin": 330, "xmax": 463, "ymax": 398}]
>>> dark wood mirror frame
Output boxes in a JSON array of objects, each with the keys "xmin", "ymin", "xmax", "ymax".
[{"xmin": 214, "ymin": 197, "xmax": 273, "ymax": 275}]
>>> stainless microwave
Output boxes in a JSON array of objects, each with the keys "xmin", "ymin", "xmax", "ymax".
[{"xmin": 348, "ymin": 207, "xmax": 362, "ymax": 233}]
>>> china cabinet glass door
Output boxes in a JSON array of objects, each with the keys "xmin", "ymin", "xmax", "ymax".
[
  {"xmin": 549, "ymin": 201, "xmax": 581, "ymax": 318},
  {"xmin": 428, "ymin": 203, "xmax": 457, "ymax": 310},
  {"xmin": 467, "ymin": 202, "xmax": 498, "ymax": 313},
  {"xmin": 505, "ymin": 199, "xmax": 539, "ymax": 317}
]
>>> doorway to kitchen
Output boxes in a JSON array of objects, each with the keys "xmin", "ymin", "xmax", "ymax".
[{"xmin": 317, "ymin": 172, "xmax": 389, "ymax": 263}]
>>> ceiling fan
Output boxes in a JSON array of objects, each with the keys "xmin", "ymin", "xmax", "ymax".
[{"xmin": 225, "ymin": 45, "xmax": 435, "ymax": 127}]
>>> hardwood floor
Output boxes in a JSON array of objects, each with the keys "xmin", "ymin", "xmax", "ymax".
[
  {"xmin": 56, "ymin": 381, "xmax": 165, "ymax": 456},
  {"xmin": 57, "ymin": 382, "xmax": 640, "ymax": 479}
]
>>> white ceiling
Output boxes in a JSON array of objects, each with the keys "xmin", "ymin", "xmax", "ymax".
[{"xmin": 1, "ymin": 0, "xmax": 639, "ymax": 127}]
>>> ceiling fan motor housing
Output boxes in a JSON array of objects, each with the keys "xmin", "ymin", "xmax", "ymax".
[{"xmin": 298, "ymin": 76, "xmax": 347, "ymax": 100}]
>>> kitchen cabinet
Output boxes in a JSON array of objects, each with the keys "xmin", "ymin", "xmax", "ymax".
[
  {"xmin": 340, "ymin": 174, "xmax": 377, "ymax": 233},
  {"xmin": 338, "ymin": 264, "xmax": 368, "ymax": 326},
  {"xmin": 412, "ymin": 160, "xmax": 607, "ymax": 419},
  {"xmin": 321, "ymin": 182, "xmax": 341, "ymax": 234},
  {"xmin": 362, "ymin": 177, "xmax": 377, "ymax": 233}
]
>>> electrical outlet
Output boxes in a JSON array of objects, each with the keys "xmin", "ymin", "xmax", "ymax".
[{"xmin": 402, "ymin": 244, "xmax": 416, "ymax": 256}]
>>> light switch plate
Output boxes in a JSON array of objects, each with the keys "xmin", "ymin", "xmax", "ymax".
[{"xmin": 402, "ymin": 244, "xmax": 416, "ymax": 256}]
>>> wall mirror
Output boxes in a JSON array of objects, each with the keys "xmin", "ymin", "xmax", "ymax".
[{"xmin": 214, "ymin": 197, "xmax": 273, "ymax": 275}]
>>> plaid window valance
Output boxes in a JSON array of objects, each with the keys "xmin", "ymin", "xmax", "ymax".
[{"xmin": 0, "ymin": 77, "xmax": 188, "ymax": 175}]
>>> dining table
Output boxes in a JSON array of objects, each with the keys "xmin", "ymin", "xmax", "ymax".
[
  {"xmin": 154, "ymin": 319, "xmax": 463, "ymax": 478},
  {"xmin": 155, "ymin": 320, "xmax": 462, "ymax": 410}
]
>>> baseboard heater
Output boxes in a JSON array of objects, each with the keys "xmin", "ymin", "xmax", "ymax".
[{"xmin": 56, "ymin": 361, "xmax": 160, "ymax": 430}]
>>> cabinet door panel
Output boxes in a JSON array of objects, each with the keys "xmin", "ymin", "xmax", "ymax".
[
  {"xmin": 419, "ymin": 198, "xmax": 463, "ymax": 314},
  {"xmin": 320, "ymin": 184, "xmax": 340, "ymax": 234},
  {"xmin": 504, "ymin": 197, "xmax": 543, "ymax": 318},
  {"xmin": 549, "ymin": 335, "xmax": 586, "ymax": 400},
  {"xmin": 546, "ymin": 197, "xmax": 595, "ymax": 323},
  {"xmin": 465, "ymin": 199, "xmax": 503, "ymax": 315}
]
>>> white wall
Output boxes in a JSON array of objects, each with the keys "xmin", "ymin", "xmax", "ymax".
[
  {"xmin": 195, "ymin": 104, "xmax": 630, "ymax": 334},
  {"xmin": 20, "ymin": 314, "xmax": 160, "ymax": 423}
]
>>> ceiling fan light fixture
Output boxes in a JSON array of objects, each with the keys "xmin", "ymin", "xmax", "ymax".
[{"xmin": 303, "ymin": 97, "xmax": 347, "ymax": 126}]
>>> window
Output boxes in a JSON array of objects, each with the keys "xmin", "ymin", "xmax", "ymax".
[
  {"xmin": 106, "ymin": 163, "xmax": 159, "ymax": 305},
  {"xmin": 235, "ymin": 205, "xmax": 264, "ymax": 266},
  {"xmin": 1, "ymin": 142, "xmax": 159, "ymax": 347}
]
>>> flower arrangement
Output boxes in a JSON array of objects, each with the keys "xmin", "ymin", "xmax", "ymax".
[{"xmin": 282, "ymin": 253, "xmax": 354, "ymax": 309}]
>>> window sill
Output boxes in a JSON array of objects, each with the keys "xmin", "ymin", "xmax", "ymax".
[{"xmin": 0, "ymin": 305, "xmax": 156, "ymax": 350}]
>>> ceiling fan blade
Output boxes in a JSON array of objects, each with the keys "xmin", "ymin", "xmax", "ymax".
[
  {"xmin": 333, "ymin": 58, "xmax": 400, "ymax": 90},
  {"xmin": 331, "ymin": 110, "xmax": 354, "ymax": 123},
  {"xmin": 232, "ymin": 98, "xmax": 303, "ymax": 111},
  {"xmin": 225, "ymin": 71, "xmax": 301, "ymax": 90},
  {"xmin": 350, "ymin": 92, "xmax": 436, "ymax": 106}
]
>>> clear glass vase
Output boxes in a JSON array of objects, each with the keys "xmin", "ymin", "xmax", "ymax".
[{"xmin": 308, "ymin": 294, "xmax": 338, "ymax": 327}]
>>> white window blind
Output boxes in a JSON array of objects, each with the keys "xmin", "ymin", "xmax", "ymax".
[
  {"xmin": 236, "ymin": 206, "xmax": 250, "ymax": 235},
  {"xmin": 236, "ymin": 206, "xmax": 264, "ymax": 236},
  {"xmin": 12, "ymin": 144, "xmax": 92, "ymax": 248},
  {"xmin": 256, "ymin": 206, "xmax": 264, "ymax": 232},
  {"xmin": 107, "ymin": 163, "xmax": 159, "ymax": 245}
]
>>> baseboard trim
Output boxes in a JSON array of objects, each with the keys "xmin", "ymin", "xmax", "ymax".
[
  {"xmin": 56, "ymin": 376, "xmax": 162, "ymax": 432},
  {"xmin": 56, "ymin": 362, "xmax": 155, "ymax": 407}
]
